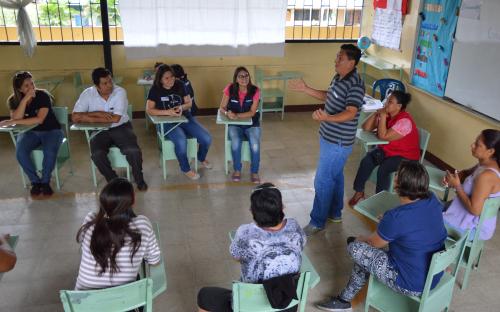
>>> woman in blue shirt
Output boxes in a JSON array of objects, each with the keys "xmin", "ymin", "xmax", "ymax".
[
  {"xmin": 219, "ymin": 67, "xmax": 261, "ymax": 183},
  {"xmin": 316, "ymin": 161, "xmax": 447, "ymax": 311},
  {"xmin": 146, "ymin": 64, "xmax": 212, "ymax": 180}
]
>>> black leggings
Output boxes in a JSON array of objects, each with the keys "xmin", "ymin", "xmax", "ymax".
[{"xmin": 353, "ymin": 148, "xmax": 407, "ymax": 193}]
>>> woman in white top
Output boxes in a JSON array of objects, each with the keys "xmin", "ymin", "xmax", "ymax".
[{"xmin": 75, "ymin": 178, "xmax": 161, "ymax": 290}]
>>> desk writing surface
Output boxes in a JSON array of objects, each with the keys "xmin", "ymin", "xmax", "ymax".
[
  {"xmin": 277, "ymin": 71, "xmax": 303, "ymax": 79},
  {"xmin": 137, "ymin": 78, "xmax": 153, "ymax": 86},
  {"xmin": 147, "ymin": 115, "xmax": 188, "ymax": 125},
  {"xmin": 360, "ymin": 55, "xmax": 401, "ymax": 71},
  {"xmin": 0, "ymin": 124, "xmax": 37, "ymax": 133},
  {"xmin": 70, "ymin": 123, "xmax": 112, "ymax": 131},
  {"xmin": 353, "ymin": 191, "xmax": 400, "ymax": 223},
  {"xmin": 216, "ymin": 110, "xmax": 252, "ymax": 126},
  {"xmin": 356, "ymin": 129, "xmax": 389, "ymax": 146}
]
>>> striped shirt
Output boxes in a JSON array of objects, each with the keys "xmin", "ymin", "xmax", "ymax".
[
  {"xmin": 75, "ymin": 212, "xmax": 161, "ymax": 290},
  {"xmin": 319, "ymin": 68, "xmax": 365, "ymax": 146}
]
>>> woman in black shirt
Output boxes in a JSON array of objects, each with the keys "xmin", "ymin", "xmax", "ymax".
[
  {"xmin": 146, "ymin": 64, "xmax": 212, "ymax": 180},
  {"xmin": 0, "ymin": 71, "xmax": 63, "ymax": 196}
]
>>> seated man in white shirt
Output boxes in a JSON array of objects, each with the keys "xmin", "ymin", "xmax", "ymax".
[{"xmin": 72, "ymin": 68, "xmax": 147, "ymax": 191}]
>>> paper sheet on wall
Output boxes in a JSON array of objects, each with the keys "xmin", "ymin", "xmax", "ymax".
[
  {"xmin": 371, "ymin": 8, "xmax": 402, "ymax": 50},
  {"xmin": 455, "ymin": 0, "xmax": 500, "ymax": 43}
]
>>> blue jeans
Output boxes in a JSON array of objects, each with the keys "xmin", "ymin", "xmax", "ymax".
[
  {"xmin": 228, "ymin": 126, "xmax": 261, "ymax": 174},
  {"xmin": 309, "ymin": 137, "xmax": 353, "ymax": 228},
  {"xmin": 160, "ymin": 117, "xmax": 212, "ymax": 172},
  {"xmin": 16, "ymin": 129, "xmax": 64, "ymax": 184}
]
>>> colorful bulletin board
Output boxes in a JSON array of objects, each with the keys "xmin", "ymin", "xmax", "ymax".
[{"xmin": 412, "ymin": 0, "xmax": 462, "ymax": 97}]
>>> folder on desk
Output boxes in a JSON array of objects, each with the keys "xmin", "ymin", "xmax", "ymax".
[{"xmin": 362, "ymin": 96, "xmax": 383, "ymax": 112}]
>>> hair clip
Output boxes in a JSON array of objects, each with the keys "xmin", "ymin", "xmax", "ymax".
[{"xmin": 251, "ymin": 185, "xmax": 280, "ymax": 193}]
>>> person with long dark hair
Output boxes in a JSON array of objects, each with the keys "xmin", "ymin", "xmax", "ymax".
[
  {"xmin": 75, "ymin": 178, "xmax": 161, "ymax": 290},
  {"xmin": 171, "ymin": 64, "xmax": 199, "ymax": 116},
  {"xmin": 316, "ymin": 161, "xmax": 447, "ymax": 311},
  {"xmin": 0, "ymin": 71, "xmax": 63, "ymax": 196},
  {"xmin": 219, "ymin": 67, "xmax": 261, "ymax": 183},
  {"xmin": 348, "ymin": 90, "xmax": 420, "ymax": 207},
  {"xmin": 146, "ymin": 64, "xmax": 212, "ymax": 180},
  {"xmin": 443, "ymin": 129, "xmax": 500, "ymax": 240}
]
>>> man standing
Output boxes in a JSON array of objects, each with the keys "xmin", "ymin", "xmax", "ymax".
[
  {"xmin": 72, "ymin": 67, "xmax": 148, "ymax": 191},
  {"xmin": 289, "ymin": 44, "xmax": 364, "ymax": 236}
]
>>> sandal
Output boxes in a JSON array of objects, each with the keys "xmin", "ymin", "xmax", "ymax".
[
  {"xmin": 348, "ymin": 192, "xmax": 365, "ymax": 207},
  {"xmin": 251, "ymin": 174, "xmax": 261, "ymax": 184},
  {"xmin": 232, "ymin": 171, "xmax": 241, "ymax": 182}
]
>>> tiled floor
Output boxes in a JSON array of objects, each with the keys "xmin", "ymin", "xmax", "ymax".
[{"xmin": 0, "ymin": 112, "xmax": 498, "ymax": 311}]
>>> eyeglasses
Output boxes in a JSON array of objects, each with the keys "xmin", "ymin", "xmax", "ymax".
[{"xmin": 237, "ymin": 74, "xmax": 250, "ymax": 79}]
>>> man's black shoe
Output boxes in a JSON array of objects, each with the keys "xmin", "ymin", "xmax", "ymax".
[
  {"xmin": 41, "ymin": 183, "xmax": 54, "ymax": 196},
  {"xmin": 137, "ymin": 181, "xmax": 148, "ymax": 191},
  {"xmin": 30, "ymin": 183, "xmax": 42, "ymax": 196}
]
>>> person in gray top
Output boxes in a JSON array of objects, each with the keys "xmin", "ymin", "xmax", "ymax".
[
  {"xmin": 289, "ymin": 44, "xmax": 365, "ymax": 236},
  {"xmin": 197, "ymin": 183, "xmax": 306, "ymax": 312}
]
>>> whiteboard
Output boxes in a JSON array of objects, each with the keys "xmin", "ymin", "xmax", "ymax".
[{"xmin": 444, "ymin": 0, "xmax": 500, "ymax": 121}]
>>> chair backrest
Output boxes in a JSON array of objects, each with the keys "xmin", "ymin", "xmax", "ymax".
[
  {"xmin": 53, "ymin": 106, "xmax": 69, "ymax": 133},
  {"xmin": 419, "ymin": 229, "xmax": 468, "ymax": 301},
  {"xmin": 143, "ymin": 69, "xmax": 154, "ymax": 79},
  {"xmin": 7, "ymin": 235, "xmax": 19, "ymax": 249},
  {"xmin": 417, "ymin": 127, "xmax": 430, "ymax": 163},
  {"xmin": 60, "ymin": 278, "xmax": 153, "ymax": 312},
  {"xmin": 127, "ymin": 105, "xmax": 133, "ymax": 120},
  {"xmin": 73, "ymin": 72, "xmax": 83, "ymax": 88},
  {"xmin": 372, "ymin": 79, "xmax": 406, "ymax": 101},
  {"xmin": 147, "ymin": 222, "xmax": 167, "ymax": 298},
  {"xmin": 232, "ymin": 271, "xmax": 311, "ymax": 312},
  {"xmin": 470, "ymin": 197, "xmax": 500, "ymax": 243}
]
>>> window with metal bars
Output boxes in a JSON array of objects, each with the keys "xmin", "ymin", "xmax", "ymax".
[
  {"xmin": 286, "ymin": 0, "xmax": 364, "ymax": 41},
  {"xmin": 0, "ymin": 0, "xmax": 121, "ymax": 43},
  {"xmin": 0, "ymin": 0, "xmax": 364, "ymax": 44}
]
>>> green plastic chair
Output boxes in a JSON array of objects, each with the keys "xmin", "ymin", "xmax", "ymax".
[
  {"xmin": 367, "ymin": 127, "xmax": 430, "ymax": 192},
  {"xmin": 0, "ymin": 235, "xmax": 19, "ymax": 281},
  {"xmin": 143, "ymin": 70, "xmax": 153, "ymax": 129},
  {"xmin": 29, "ymin": 106, "xmax": 73, "ymax": 190},
  {"xmin": 90, "ymin": 105, "xmax": 133, "ymax": 187},
  {"xmin": 364, "ymin": 228, "xmax": 468, "ymax": 312},
  {"xmin": 457, "ymin": 197, "xmax": 500, "ymax": 290},
  {"xmin": 232, "ymin": 271, "xmax": 311, "ymax": 312},
  {"xmin": 60, "ymin": 278, "xmax": 153, "ymax": 312},
  {"xmin": 424, "ymin": 166, "xmax": 450, "ymax": 201},
  {"xmin": 73, "ymin": 72, "xmax": 89, "ymax": 96},
  {"xmin": 224, "ymin": 124, "xmax": 252, "ymax": 175},
  {"xmin": 155, "ymin": 127, "xmax": 198, "ymax": 180},
  {"xmin": 146, "ymin": 222, "xmax": 167, "ymax": 298},
  {"xmin": 255, "ymin": 68, "xmax": 285, "ymax": 122}
]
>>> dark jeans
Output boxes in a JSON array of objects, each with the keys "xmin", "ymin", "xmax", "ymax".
[
  {"xmin": 16, "ymin": 129, "xmax": 64, "ymax": 184},
  {"xmin": 353, "ymin": 148, "xmax": 406, "ymax": 193},
  {"xmin": 90, "ymin": 122, "xmax": 144, "ymax": 183}
]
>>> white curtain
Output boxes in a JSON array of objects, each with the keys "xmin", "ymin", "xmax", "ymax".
[
  {"xmin": 0, "ymin": 0, "xmax": 36, "ymax": 57},
  {"xmin": 119, "ymin": 0, "xmax": 288, "ymax": 58}
]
